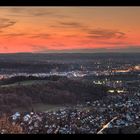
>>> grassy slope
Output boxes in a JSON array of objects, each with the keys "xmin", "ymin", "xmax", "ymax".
[{"xmin": 0, "ymin": 80, "xmax": 48, "ymax": 87}]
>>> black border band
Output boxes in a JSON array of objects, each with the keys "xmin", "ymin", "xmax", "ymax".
[{"xmin": 0, "ymin": 0, "xmax": 140, "ymax": 6}]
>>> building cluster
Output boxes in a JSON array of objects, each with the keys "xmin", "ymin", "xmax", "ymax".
[
  {"xmin": 1, "ymin": 91, "xmax": 139, "ymax": 134},
  {"xmin": 0, "ymin": 63, "xmax": 140, "ymax": 80}
]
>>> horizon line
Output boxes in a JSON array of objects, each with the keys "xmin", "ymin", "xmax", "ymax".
[{"xmin": 0, "ymin": 52, "xmax": 140, "ymax": 54}]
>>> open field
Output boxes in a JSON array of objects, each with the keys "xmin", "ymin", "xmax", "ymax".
[
  {"xmin": 12, "ymin": 103, "xmax": 67, "ymax": 112},
  {"xmin": 12, "ymin": 103, "xmax": 92, "ymax": 112}
]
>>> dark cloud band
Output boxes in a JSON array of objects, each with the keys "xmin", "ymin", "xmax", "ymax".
[
  {"xmin": 0, "ymin": 18, "xmax": 16, "ymax": 29},
  {"xmin": 87, "ymin": 29, "xmax": 126, "ymax": 39}
]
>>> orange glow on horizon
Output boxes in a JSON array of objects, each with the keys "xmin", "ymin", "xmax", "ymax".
[{"xmin": 0, "ymin": 7, "xmax": 140, "ymax": 53}]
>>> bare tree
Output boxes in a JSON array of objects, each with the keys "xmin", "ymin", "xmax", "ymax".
[{"xmin": 0, "ymin": 114, "xmax": 23, "ymax": 134}]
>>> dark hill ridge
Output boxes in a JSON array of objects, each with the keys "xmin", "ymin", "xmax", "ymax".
[
  {"xmin": 0, "ymin": 78, "xmax": 107, "ymax": 113},
  {"xmin": 0, "ymin": 53, "xmax": 140, "ymax": 62},
  {"xmin": 0, "ymin": 53, "xmax": 139, "ymax": 74}
]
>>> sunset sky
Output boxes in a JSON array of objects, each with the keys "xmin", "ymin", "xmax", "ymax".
[{"xmin": 0, "ymin": 7, "xmax": 140, "ymax": 53}]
